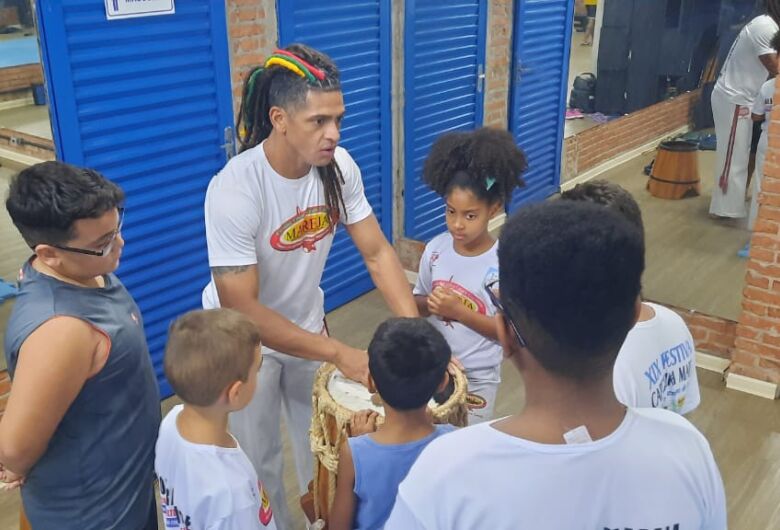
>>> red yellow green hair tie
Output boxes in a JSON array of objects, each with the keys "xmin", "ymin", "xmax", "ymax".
[{"xmin": 264, "ymin": 49, "xmax": 326, "ymax": 84}]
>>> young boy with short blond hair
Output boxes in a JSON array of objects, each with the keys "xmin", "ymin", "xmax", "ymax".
[{"xmin": 155, "ymin": 308, "xmax": 278, "ymax": 530}]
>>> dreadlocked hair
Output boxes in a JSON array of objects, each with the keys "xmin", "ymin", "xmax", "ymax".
[
  {"xmin": 422, "ymin": 127, "xmax": 528, "ymax": 205},
  {"xmin": 236, "ymin": 43, "xmax": 347, "ymax": 224},
  {"xmin": 768, "ymin": 0, "xmax": 780, "ymax": 25}
]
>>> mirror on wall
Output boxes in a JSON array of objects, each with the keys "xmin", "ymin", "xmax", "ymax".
[
  {"xmin": 0, "ymin": 0, "xmax": 55, "ymax": 369},
  {"xmin": 564, "ymin": 0, "xmax": 767, "ymax": 321}
]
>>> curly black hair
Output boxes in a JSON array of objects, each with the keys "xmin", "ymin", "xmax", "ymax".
[
  {"xmin": 560, "ymin": 179, "xmax": 644, "ymax": 233},
  {"xmin": 422, "ymin": 127, "xmax": 527, "ymax": 205},
  {"xmin": 498, "ymin": 201, "xmax": 644, "ymax": 380}
]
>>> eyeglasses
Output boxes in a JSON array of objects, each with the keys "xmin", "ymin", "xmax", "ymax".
[
  {"xmin": 51, "ymin": 208, "xmax": 124, "ymax": 257},
  {"xmin": 484, "ymin": 279, "xmax": 527, "ymax": 348}
]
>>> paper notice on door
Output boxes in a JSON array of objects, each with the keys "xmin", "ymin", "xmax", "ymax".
[{"xmin": 104, "ymin": 0, "xmax": 175, "ymax": 20}]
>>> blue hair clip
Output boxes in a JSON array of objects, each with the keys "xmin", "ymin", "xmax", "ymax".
[{"xmin": 485, "ymin": 177, "xmax": 496, "ymax": 191}]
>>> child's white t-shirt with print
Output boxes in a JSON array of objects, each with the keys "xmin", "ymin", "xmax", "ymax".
[
  {"xmin": 613, "ymin": 302, "xmax": 701, "ymax": 415},
  {"xmin": 202, "ymin": 143, "xmax": 373, "ymax": 333},
  {"xmin": 155, "ymin": 405, "xmax": 279, "ymax": 530},
  {"xmin": 385, "ymin": 408, "xmax": 726, "ymax": 530},
  {"xmin": 413, "ymin": 232, "xmax": 501, "ymax": 371}
]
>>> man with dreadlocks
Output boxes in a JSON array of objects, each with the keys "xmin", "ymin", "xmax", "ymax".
[
  {"xmin": 201, "ymin": 44, "xmax": 417, "ymax": 528},
  {"xmin": 710, "ymin": 1, "xmax": 780, "ymax": 219}
]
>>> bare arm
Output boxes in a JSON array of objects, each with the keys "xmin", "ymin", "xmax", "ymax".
[
  {"xmin": 329, "ymin": 441, "xmax": 357, "ymax": 530},
  {"xmin": 455, "ymin": 308, "xmax": 500, "ymax": 341},
  {"xmin": 0, "ymin": 318, "xmax": 100, "ymax": 475},
  {"xmin": 752, "ymin": 113, "xmax": 766, "ymax": 122},
  {"xmin": 760, "ymin": 53, "xmax": 778, "ymax": 76},
  {"xmin": 213, "ymin": 265, "xmax": 368, "ymax": 383},
  {"xmin": 414, "ymin": 294, "xmax": 431, "ymax": 317},
  {"xmin": 346, "ymin": 215, "xmax": 418, "ymax": 317}
]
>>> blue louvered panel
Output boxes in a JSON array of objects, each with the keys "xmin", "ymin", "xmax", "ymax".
[
  {"xmin": 36, "ymin": 0, "xmax": 234, "ymax": 397},
  {"xmin": 509, "ymin": 0, "xmax": 574, "ymax": 211},
  {"xmin": 403, "ymin": 0, "xmax": 487, "ymax": 241},
  {"xmin": 278, "ymin": 1, "xmax": 392, "ymax": 311}
]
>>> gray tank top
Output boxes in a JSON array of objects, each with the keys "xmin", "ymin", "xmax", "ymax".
[{"xmin": 4, "ymin": 260, "xmax": 160, "ymax": 529}]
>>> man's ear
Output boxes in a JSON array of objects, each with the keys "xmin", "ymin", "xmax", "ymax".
[{"xmin": 269, "ymin": 105, "xmax": 288, "ymax": 133}]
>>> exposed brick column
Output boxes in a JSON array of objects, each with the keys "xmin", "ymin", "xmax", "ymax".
[
  {"xmin": 484, "ymin": 0, "xmax": 512, "ymax": 128},
  {"xmin": 734, "ymin": 76, "xmax": 780, "ymax": 385},
  {"xmin": 226, "ymin": 0, "xmax": 277, "ymax": 118}
]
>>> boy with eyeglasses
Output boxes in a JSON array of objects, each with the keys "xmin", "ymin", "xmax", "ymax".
[{"xmin": 0, "ymin": 161, "xmax": 160, "ymax": 529}]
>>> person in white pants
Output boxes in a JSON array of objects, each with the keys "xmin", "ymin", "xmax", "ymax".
[
  {"xmin": 710, "ymin": 5, "xmax": 780, "ymax": 219},
  {"xmin": 202, "ymin": 44, "xmax": 417, "ymax": 529}
]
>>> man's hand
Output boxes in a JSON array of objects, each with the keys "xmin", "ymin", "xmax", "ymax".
[
  {"xmin": 334, "ymin": 345, "xmax": 369, "ymax": 386},
  {"xmin": 350, "ymin": 410, "xmax": 379, "ymax": 436},
  {"xmin": 427, "ymin": 287, "xmax": 464, "ymax": 322},
  {"xmin": 0, "ymin": 464, "xmax": 24, "ymax": 491}
]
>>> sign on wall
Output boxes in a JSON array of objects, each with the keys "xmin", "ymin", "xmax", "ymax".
[{"xmin": 104, "ymin": 0, "xmax": 175, "ymax": 20}]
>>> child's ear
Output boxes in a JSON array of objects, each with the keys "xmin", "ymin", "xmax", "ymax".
[
  {"xmin": 367, "ymin": 374, "xmax": 377, "ymax": 394},
  {"xmin": 35, "ymin": 245, "xmax": 61, "ymax": 268},
  {"xmin": 436, "ymin": 371, "xmax": 450, "ymax": 393},
  {"xmin": 489, "ymin": 200, "xmax": 503, "ymax": 219},
  {"xmin": 225, "ymin": 380, "xmax": 243, "ymax": 406}
]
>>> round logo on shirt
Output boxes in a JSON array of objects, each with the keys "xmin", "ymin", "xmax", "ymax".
[{"xmin": 270, "ymin": 206, "xmax": 335, "ymax": 253}]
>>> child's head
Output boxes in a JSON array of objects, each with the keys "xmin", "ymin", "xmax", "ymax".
[
  {"xmin": 368, "ymin": 318, "xmax": 451, "ymax": 411},
  {"xmin": 165, "ymin": 309, "xmax": 262, "ymax": 410},
  {"xmin": 6, "ymin": 161, "xmax": 125, "ymax": 278},
  {"xmin": 423, "ymin": 128, "xmax": 527, "ymax": 246},
  {"xmin": 560, "ymin": 180, "xmax": 644, "ymax": 234},
  {"xmin": 497, "ymin": 201, "xmax": 644, "ymax": 381}
]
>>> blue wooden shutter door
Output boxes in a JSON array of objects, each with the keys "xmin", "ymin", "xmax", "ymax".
[
  {"xmin": 403, "ymin": 0, "xmax": 487, "ymax": 241},
  {"xmin": 509, "ymin": 0, "xmax": 573, "ymax": 211},
  {"xmin": 278, "ymin": 1, "xmax": 392, "ymax": 311},
  {"xmin": 36, "ymin": 1, "xmax": 235, "ymax": 397}
]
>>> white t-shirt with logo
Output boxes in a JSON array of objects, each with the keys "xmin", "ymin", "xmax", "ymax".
[
  {"xmin": 413, "ymin": 232, "xmax": 501, "ymax": 371},
  {"xmin": 752, "ymin": 78, "xmax": 775, "ymax": 139},
  {"xmin": 613, "ymin": 303, "xmax": 701, "ymax": 415},
  {"xmin": 202, "ymin": 143, "xmax": 373, "ymax": 333},
  {"xmin": 155, "ymin": 405, "xmax": 279, "ymax": 530},
  {"xmin": 385, "ymin": 408, "xmax": 727, "ymax": 530},
  {"xmin": 716, "ymin": 14, "xmax": 779, "ymax": 106}
]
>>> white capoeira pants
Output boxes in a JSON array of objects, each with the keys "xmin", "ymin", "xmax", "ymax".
[
  {"xmin": 465, "ymin": 365, "xmax": 501, "ymax": 425},
  {"xmin": 710, "ymin": 87, "xmax": 753, "ymax": 218},
  {"xmin": 749, "ymin": 133, "xmax": 768, "ymax": 230},
  {"xmin": 229, "ymin": 349, "xmax": 321, "ymax": 530}
]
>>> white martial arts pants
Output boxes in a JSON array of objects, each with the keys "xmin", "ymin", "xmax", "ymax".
[
  {"xmin": 710, "ymin": 87, "xmax": 752, "ymax": 218},
  {"xmin": 229, "ymin": 349, "xmax": 321, "ymax": 530}
]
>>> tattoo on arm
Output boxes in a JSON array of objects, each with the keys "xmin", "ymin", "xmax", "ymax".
[{"xmin": 211, "ymin": 265, "xmax": 252, "ymax": 276}]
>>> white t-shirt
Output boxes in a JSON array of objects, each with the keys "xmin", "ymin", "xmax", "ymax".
[
  {"xmin": 752, "ymin": 78, "xmax": 775, "ymax": 137},
  {"xmin": 413, "ymin": 232, "xmax": 501, "ymax": 372},
  {"xmin": 613, "ymin": 302, "xmax": 701, "ymax": 415},
  {"xmin": 716, "ymin": 14, "xmax": 779, "ymax": 106},
  {"xmin": 385, "ymin": 408, "xmax": 727, "ymax": 530},
  {"xmin": 155, "ymin": 405, "xmax": 278, "ymax": 530},
  {"xmin": 202, "ymin": 143, "xmax": 373, "ymax": 333}
]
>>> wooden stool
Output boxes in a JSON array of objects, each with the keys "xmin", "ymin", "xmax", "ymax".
[{"xmin": 647, "ymin": 140, "xmax": 701, "ymax": 199}]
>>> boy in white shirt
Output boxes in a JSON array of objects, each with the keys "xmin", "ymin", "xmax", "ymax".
[
  {"xmin": 385, "ymin": 201, "xmax": 726, "ymax": 529},
  {"xmin": 155, "ymin": 309, "xmax": 278, "ymax": 530},
  {"xmin": 562, "ymin": 180, "xmax": 701, "ymax": 414}
]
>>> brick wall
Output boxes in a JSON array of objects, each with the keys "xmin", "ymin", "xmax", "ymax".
[
  {"xmin": 226, "ymin": 0, "xmax": 277, "ymax": 117},
  {"xmin": 732, "ymin": 78, "xmax": 780, "ymax": 385},
  {"xmin": 484, "ymin": 0, "xmax": 512, "ymax": 129},
  {"xmin": 0, "ymin": 65, "xmax": 43, "ymax": 95},
  {"xmin": 562, "ymin": 90, "xmax": 701, "ymax": 182},
  {"xmin": 663, "ymin": 303, "xmax": 737, "ymax": 360}
]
